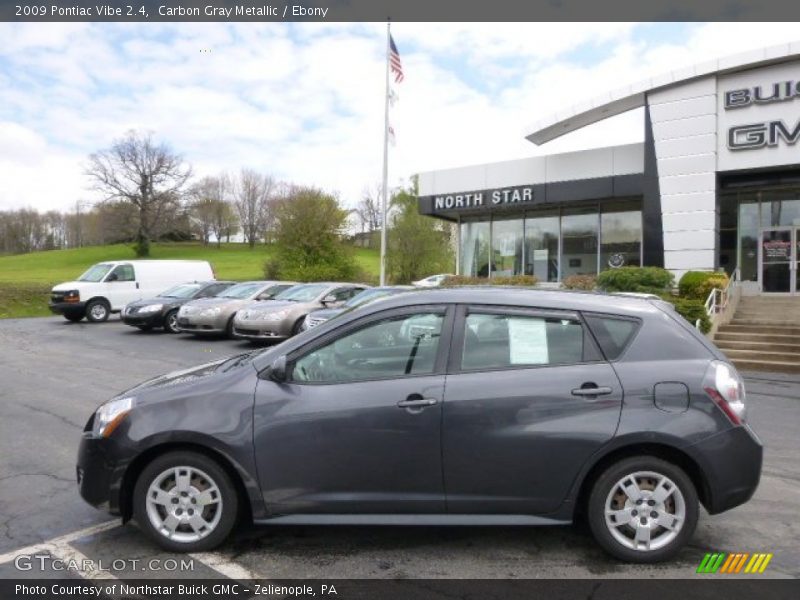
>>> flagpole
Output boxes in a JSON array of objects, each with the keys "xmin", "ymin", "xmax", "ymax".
[{"xmin": 379, "ymin": 22, "xmax": 391, "ymax": 286}]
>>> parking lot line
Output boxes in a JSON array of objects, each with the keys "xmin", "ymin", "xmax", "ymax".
[
  {"xmin": 0, "ymin": 520, "xmax": 120, "ymax": 565},
  {"xmin": 190, "ymin": 552, "xmax": 261, "ymax": 580}
]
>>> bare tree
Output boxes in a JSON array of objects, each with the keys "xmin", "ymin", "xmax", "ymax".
[
  {"xmin": 85, "ymin": 130, "xmax": 191, "ymax": 257},
  {"xmin": 355, "ymin": 184, "xmax": 382, "ymax": 233},
  {"xmin": 232, "ymin": 169, "xmax": 275, "ymax": 249},
  {"xmin": 188, "ymin": 177, "xmax": 224, "ymax": 245}
]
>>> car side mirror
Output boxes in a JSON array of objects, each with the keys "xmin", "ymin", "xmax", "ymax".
[
  {"xmin": 321, "ymin": 294, "xmax": 337, "ymax": 305},
  {"xmin": 269, "ymin": 355, "xmax": 288, "ymax": 383},
  {"xmin": 106, "ymin": 273, "xmax": 119, "ymax": 282}
]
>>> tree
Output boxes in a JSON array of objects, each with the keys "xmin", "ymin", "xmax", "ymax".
[
  {"xmin": 189, "ymin": 176, "xmax": 224, "ymax": 245},
  {"xmin": 232, "ymin": 169, "xmax": 275, "ymax": 249},
  {"xmin": 270, "ymin": 186, "xmax": 359, "ymax": 281},
  {"xmin": 86, "ymin": 130, "xmax": 191, "ymax": 257},
  {"xmin": 387, "ymin": 178, "xmax": 454, "ymax": 284},
  {"xmin": 355, "ymin": 184, "xmax": 382, "ymax": 233}
]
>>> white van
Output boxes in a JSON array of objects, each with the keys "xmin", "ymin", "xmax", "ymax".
[{"xmin": 49, "ymin": 260, "xmax": 215, "ymax": 323}]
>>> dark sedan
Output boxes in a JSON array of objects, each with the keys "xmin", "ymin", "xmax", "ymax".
[
  {"xmin": 78, "ymin": 288, "xmax": 761, "ymax": 562},
  {"xmin": 121, "ymin": 281, "xmax": 235, "ymax": 333}
]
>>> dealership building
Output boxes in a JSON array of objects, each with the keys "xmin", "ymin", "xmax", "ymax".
[{"xmin": 418, "ymin": 43, "xmax": 800, "ymax": 295}]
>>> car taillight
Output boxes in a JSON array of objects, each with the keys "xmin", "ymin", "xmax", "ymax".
[{"xmin": 703, "ymin": 360, "xmax": 746, "ymax": 425}]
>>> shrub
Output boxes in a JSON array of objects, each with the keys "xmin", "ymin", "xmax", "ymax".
[
  {"xmin": 678, "ymin": 271, "xmax": 729, "ymax": 300},
  {"xmin": 441, "ymin": 275, "xmax": 538, "ymax": 287},
  {"xmin": 596, "ymin": 266, "xmax": 674, "ymax": 294},
  {"xmin": 562, "ymin": 274, "xmax": 597, "ymax": 290},
  {"xmin": 662, "ymin": 296, "xmax": 711, "ymax": 333},
  {"xmin": 263, "ymin": 258, "xmax": 282, "ymax": 280}
]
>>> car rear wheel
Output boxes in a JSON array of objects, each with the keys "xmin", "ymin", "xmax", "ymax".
[
  {"xmin": 587, "ymin": 456, "xmax": 698, "ymax": 563},
  {"xmin": 163, "ymin": 310, "xmax": 180, "ymax": 334},
  {"xmin": 85, "ymin": 299, "xmax": 110, "ymax": 323},
  {"xmin": 133, "ymin": 451, "xmax": 238, "ymax": 552}
]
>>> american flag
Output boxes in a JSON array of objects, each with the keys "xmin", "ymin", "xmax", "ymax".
[{"xmin": 389, "ymin": 34, "xmax": 404, "ymax": 83}]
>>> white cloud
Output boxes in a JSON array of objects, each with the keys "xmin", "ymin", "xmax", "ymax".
[{"xmin": 0, "ymin": 22, "xmax": 799, "ymax": 213}]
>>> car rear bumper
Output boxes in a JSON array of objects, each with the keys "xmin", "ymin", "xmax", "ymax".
[
  {"xmin": 689, "ymin": 424, "xmax": 763, "ymax": 515},
  {"xmin": 49, "ymin": 301, "xmax": 86, "ymax": 315}
]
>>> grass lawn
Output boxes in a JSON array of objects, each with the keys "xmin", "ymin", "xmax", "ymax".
[{"xmin": 0, "ymin": 242, "xmax": 381, "ymax": 319}]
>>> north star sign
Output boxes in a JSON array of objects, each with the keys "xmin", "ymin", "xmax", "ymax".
[{"xmin": 433, "ymin": 186, "xmax": 535, "ymax": 211}]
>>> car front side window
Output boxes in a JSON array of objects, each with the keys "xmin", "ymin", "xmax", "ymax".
[{"xmin": 292, "ymin": 312, "xmax": 444, "ymax": 384}]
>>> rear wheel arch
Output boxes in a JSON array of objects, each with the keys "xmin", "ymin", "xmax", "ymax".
[
  {"xmin": 574, "ymin": 442, "xmax": 711, "ymax": 521},
  {"xmin": 120, "ymin": 442, "xmax": 254, "ymax": 525}
]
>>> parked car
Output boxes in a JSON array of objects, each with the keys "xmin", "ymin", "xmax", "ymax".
[
  {"xmin": 412, "ymin": 273, "xmax": 452, "ymax": 287},
  {"xmin": 176, "ymin": 281, "xmax": 295, "ymax": 337},
  {"xmin": 301, "ymin": 285, "xmax": 413, "ymax": 330},
  {"xmin": 233, "ymin": 282, "xmax": 368, "ymax": 342},
  {"xmin": 49, "ymin": 260, "xmax": 215, "ymax": 323},
  {"xmin": 121, "ymin": 281, "xmax": 236, "ymax": 333},
  {"xmin": 77, "ymin": 288, "xmax": 761, "ymax": 561}
]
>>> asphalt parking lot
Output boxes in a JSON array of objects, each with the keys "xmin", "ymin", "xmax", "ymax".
[{"xmin": 0, "ymin": 316, "xmax": 798, "ymax": 580}]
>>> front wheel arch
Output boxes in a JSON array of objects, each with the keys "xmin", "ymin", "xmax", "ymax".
[
  {"xmin": 573, "ymin": 443, "xmax": 710, "ymax": 522},
  {"xmin": 121, "ymin": 442, "xmax": 253, "ymax": 526}
]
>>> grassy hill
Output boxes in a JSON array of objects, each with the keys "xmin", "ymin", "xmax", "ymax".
[{"xmin": 0, "ymin": 242, "xmax": 381, "ymax": 319}]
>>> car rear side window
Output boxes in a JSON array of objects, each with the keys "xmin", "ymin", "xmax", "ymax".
[
  {"xmin": 583, "ymin": 314, "xmax": 639, "ymax": 360},
  {"xmin": 461, "ymin": 313, "xmax": 585, "ymax": 370}
]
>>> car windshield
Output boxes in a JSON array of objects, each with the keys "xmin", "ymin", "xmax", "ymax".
[
  {"xmin": 343, "ymin": 288, "xmax": 392, "ymax": 308},
  {"xmin": 77, "ymin": 264, "xmax": 113, "ymax": 282},
  {"xmin": 219, "ymin": 283, "xmax": 264, "ymax": 299},
  {"xmin": 274, "ymin": 284, "xmax": 329, "ymax": 302},
  {"xmin": 159, "ymin": 283, "xmax": 203, "ymax": 298}
]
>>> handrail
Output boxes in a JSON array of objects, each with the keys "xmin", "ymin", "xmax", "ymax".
[{"xmin": 698, "ymin": 268, "xmax": 740, "ymax": 330}]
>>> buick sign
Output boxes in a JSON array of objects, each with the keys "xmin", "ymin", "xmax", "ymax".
[{"xmin": 724, "ymin": 80, "xmax": 800, "ymax": 109}]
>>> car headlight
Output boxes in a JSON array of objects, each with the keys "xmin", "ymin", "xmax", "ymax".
[
  {"xmin": 199, "ymin": 307, "xmax": 222, "ymax": 317},
  {"xmin": 138, "ymin": 304, "xmax": 163, "ymax": 314},
  {"xmin": 92, "ymin": 397, "xmax": 134, "ymax": 438},
  {"xmin": 263, "ymin": 309, "xmax": 290, "ymax": 321}
]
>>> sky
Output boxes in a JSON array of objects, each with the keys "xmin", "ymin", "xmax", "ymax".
[{"xmin": 1, "ymin": 22, "xmax": 800, "ymax": 213}]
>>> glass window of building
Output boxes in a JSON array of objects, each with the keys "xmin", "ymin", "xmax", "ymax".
[
  {"xmin": 524, "ymin": 212, "xmax": 559, "ymax": 282},
  {"xmin": 491, "ymin": 218, "xmax": 524, "ymax": 276},
  {"xmin": 738, "ymin": 198, "xmax": 759, "ymax": 282},
  {"xmin": 600, "ymin": 202, "xmax": 642, "ymax": 270},
  {"xmin": 460, "ymin": 220, "xmax": 490, "ymax": 277},
  {"xmin": 561, "ymin": 208, "xmax": 599, "ymax": 278}
]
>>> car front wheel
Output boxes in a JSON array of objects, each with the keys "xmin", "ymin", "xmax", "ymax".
[
  {"xmin": 163, "ymin": 309, "xmax": 180, "ymax": 334},
  {"xmin": 587, "ymin": 456, "xmax": 698, "ymax": 563},
  {"xmin": 133, "ymin": 451, "xmax": 238, "ymax": 552},
  {"xmin": 85, "ymin": 299, "xmax": 110, "ymax": 323}
]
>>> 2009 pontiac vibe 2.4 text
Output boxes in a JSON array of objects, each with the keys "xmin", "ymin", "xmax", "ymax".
[{"xmin": 76, "ymin": 288, "xmax": 762, "ymax": 562}]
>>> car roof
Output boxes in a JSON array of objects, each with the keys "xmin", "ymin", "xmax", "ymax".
[{"xmin": 352, "ymin": 287, "xmax": 663, "ymax": 318}]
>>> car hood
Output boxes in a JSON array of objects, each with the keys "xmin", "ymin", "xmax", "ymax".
[
  {"xmin": 239, "ymin": 300, "xmax": 295, "ymax": 312},
  {"xmin": 184, "ymin": 297, "xmax": 248, "ymax": 309},
  {"xmin": 126, "ymin": 296, "xmax": 181, "ymax": 308},
  {"xmin": 309, "ymin": 307, "xmax": 344, "ymax": 320},
  {"xmin": 52, "ymin": 281, "xmax": 86, "ymax": 291}
]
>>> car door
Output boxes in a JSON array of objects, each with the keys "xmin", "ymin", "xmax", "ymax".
[
  {"xmin": 104, "ymin": 264, "xmax": 139, "ymax": 309},
  {"xmin": 253, "ymin": 305, "xmax": 454, "ymax": 514},
  {"xmin": 442, "ymin": 305, "xmax": 624, "ymax": 515}
]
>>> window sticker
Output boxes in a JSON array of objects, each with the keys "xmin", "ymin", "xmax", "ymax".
[{"xmin": 508, "ymin": 317, "xmax": 548, "ymax": 365}]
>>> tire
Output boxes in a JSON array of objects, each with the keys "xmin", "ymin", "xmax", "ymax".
[
  {"xmin": 133, "ymin": 451, "xmax": 238, "ymax": 553},
  {"xmin": 163, "ymin": 310, "xmax": 180, "ymax": 334},
  {"xmin": 225, "ymin": 315, "xmax": 236, "ymax": 338},
  {"xmin": 291, "ymin": 317, "xmax": 306, "ymax": 336},
  {"xmin": 85, "ymin": 299, "xmax": 110, "ymax": 323},
  {"xmin": 64, "ymin": 312, "xmax": 84, "ymax": 323},
  {"xmin": 587, "ymin": 456, "xmax": 698, "ymax": 563}
]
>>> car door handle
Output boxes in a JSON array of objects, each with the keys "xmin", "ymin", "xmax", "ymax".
[
  {"xmin": 571, "ymin": 386, "xmax": 613, "ymax": 397},
  {"xmin": 397, "ymin": 398, "xmax": 438, "ymax": 408}
]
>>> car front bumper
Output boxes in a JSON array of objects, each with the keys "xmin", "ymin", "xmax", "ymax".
[
  {"xmin": 76, "ymin": 431, "xmax": 128, "ymax": 516},
  {"xmin": 177, "ymin": 314, "xmax": 229, "ymax": 334},
  {"xmin": 688, "ymin": 424, "xmax": 763, "ymax": 515},
  {"xmin": 232, "ymin": 318, "xmax": 293, "ymax": 340},
  {"xmin": 121, "ymin": 311, "xmax": 165, "ymax": 328},
  {"xmin": 49, "ymin": 301, "xmax": 86, "ymax": 315}
]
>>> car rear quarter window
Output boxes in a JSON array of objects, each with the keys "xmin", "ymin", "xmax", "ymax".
[{"xmin": 583, "ymin": 314, "xmax": 640, "ymax": 360}]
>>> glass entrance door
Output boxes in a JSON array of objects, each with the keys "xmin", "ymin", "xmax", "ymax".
[{"xmin": 760, "ymin": 228, "xmax": 794, "ymax": 293}]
